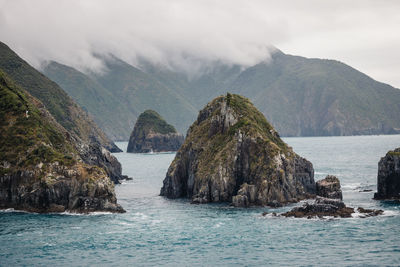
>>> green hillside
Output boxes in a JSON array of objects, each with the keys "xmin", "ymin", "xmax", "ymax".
[
  {"xmin": 43, "ymin": 61, "xmax": 132, "ymax": 140},
  {"xmin": 42, "ymin": 50, "xmax": 400, "ymax": 139},
  {"xmin": 0, "ymin": 41, "xmax": 120, "ymax": 151}
]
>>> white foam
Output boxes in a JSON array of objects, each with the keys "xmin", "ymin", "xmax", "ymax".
[{"xmin": 60, "ymin": 211, "xmax": 113, "ymax": 216}]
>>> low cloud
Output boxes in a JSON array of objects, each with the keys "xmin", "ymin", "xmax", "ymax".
[{"xmin": 0, "ymin": 0, "xmax": 399, "ymax": 87}]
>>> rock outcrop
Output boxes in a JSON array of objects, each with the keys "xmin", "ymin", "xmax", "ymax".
[
  {"xmin": 282, "ymin": 197, "xmax": 355, "ymax": 218},
  {"xmin": 316, "ymin": 175, "xmax": 343, "ymax": 200},
  {"xmin": 160, "ymin": 93, "xmax": 315, "ymax": 207},
  {"xmin": 283, "ymin": 176, "xmax": 382, "ymax": 218},
  {"xmin": 0, "ymin": 71, "xmax": 124, "ymax": 213},
  {"xmin": 0, "ymin": 41, "xmax": 126, "ymax": 187},
  {"xmin": 127, "ymin": 110, "xmax": 184, "ymax": 153},
  {"xmin": 374, "ymin": 148, "xmax": 400, "ymax": 200}
]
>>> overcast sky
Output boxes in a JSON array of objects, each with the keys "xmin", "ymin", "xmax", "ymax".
[{"xmin": 1, "ymin": 0, "xmax": 399, "ymax": 87}]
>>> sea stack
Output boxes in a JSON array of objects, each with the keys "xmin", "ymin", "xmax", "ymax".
[
  {"xmin": 0, "ymin": 71, "xmax": 124, "ymax": 213},
  {"xmin": 160, "ymin": 93, "xmax": 315, "ymax": 207},
  {"xmin": 316, "ymin": 175, "xmax": 343, "ymax": 200},
  {"xmin": 127, "ymin": 110, "xmax": 184, "ymax": 153},
  {"xmin": 374, "ymin": 148, "xmax": 400, "ymax": 200}
]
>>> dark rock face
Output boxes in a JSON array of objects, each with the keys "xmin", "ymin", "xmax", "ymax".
[
  {"xmin": 0, "ymin": 164, "xmax": 125, "ymax": 213},
  {"xmin": 282, "ymin": 197, "xmax": 354, "ymax": 218},
  {"xmin": 128, "ymin": 132, "xmax": 184, "ymax": 153},
  {"xmin": 374, "ymin": 148, "xmax": 400, "ymax": 200},
  {"xmin": 79, "ymin": 140, "xmax": 125, "ymax": 184},
  {"xmin": 127, "ymin": 110, "xmax": 184, "ymax": 153},
  {"xmin": 316, "ymin": 175, "xmax": 343, "ymax": 200},
  {"xmin": 282, "ymin": 176, "xmax": 383, "ymax": 219},
  {"xmin": 160, "ymin": 94, "xmax": 315, "ymax": 207},
  {"xmin": 0, "ymin": 70, "xmax": 124, "ymax": 213}
]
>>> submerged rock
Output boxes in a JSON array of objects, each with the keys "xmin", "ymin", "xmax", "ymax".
[
  {"xmin": 374, "ymin": 148, "xmax": 400, "ymax": 200},
  {"xmin": 316, "ymin": 175, "xmax": 343, "ymax": 200},
  {"xmin": 160, "ymin": 93, "xmax": 315, "ymax": 207},
  {"xmin": 127, "ymin": 110, "xmax": 184, "ymax": 153}
]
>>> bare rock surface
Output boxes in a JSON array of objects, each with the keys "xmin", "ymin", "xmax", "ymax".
[{"xmin": 160, "ymin": 93, "xmax": 315, "ymax": 207}]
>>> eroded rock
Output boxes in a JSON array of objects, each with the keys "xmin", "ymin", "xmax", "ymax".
[{"xmin": 160, "ymin": 93, "xmax": 315, "ymax": 207}]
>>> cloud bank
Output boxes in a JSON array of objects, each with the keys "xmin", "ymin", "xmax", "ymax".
[{"xmin": 0, "ymin": 0, "xmax": 399, "ymax": 87}]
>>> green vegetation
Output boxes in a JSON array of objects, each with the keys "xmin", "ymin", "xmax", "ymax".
[
  {"xmin": 0, "ymin": 70, "xmax": 76, "ymax": 169},
  {"xmin": 181, "ymin": 93, "xmax": 290, "ymax": 176},
  {"xmin": 0, "ymin": 41, "xmax": 115, "ymax": 150},
  {"xmin": 133, "ymin": 110, "xmax": 177, "ymax": 139},
  {"xmin": 388, "ymin": 151, "xmax": 400, "ymax": 157},
  {"xmin": 43, "ymin": 56, "xmax": 197, "ymax": 140},
  {"xmin": 41, "ymin": 48, "xmax": 400, "ymax": 139}
]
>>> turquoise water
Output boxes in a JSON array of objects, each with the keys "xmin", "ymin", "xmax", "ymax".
[{"xmin": 1, "ymin": 135, "xmax": 400, "ymax": 266}]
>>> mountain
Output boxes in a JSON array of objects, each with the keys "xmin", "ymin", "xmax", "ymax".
[
  {"xmin": 0, "ymin": 41, "xmax": 127, "ymax": 184},
  {"xmin": 42, "ymin": 61, "xmax": 132, "ymax": 140},
  {"xmin": 43, "ymin": 50, "xmax": 400, "ymax": 139},
  {"xmin": 145, "ymin": 51, "xmax": 400, "ymax": 136},
  {"xmin": 0, "ymin": 42, "xmax": 121, "ymax": 151},
  {"xmin": 0, "ymin": 70, "xmax": 124, "ymax": 213},
  {"xmin": 43, "ymin": 56, "xmax": 198, "ymax": 140}
]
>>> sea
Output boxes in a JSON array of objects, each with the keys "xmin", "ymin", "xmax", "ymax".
[{"xmin": 1, "ymin": 135, "xmax": 400, "ymax": 266}]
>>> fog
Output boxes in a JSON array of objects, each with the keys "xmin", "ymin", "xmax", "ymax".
[{"xmin": 1, "ymin": 0, "xmax": 399, "ymax": 87}]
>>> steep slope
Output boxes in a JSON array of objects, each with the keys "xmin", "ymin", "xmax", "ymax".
[
  {"xmin": 127, "ymin": 110, "xmax": 184, "ymax": 153},
  {"xmin": 41, "ymin": 50, "xmax": 400, "ymax": 138},
  {"xmin": 230, "ymin": 51, "xmax": 400, "ymax": 136},
  {"xmin": 42, "ymin": 61, "xmax": 132, "ymax": 140},
  {"xmin": 160, "ymin": 94, "xmax": 315, "ymax": 207},
  {"xmin": 90, "ymin": 55, "xmax": 198, "ymax": 135},
  {"xmin": 374, "ymin": 148, "xmax": 400, "ymax": 200},
  {"xmin": 0, "ymin": 42, "xmax": 126, "ymax": 183},
  {"xmin": 145, "ymin": 51, "xmax": 400, "ymax": 136},
  {"xmin": 0, "ymin": 42, "xmax": 121, "ymax": 151},
  {"xmin": 0, "ymin": 71, "xmax": 124, "ymax": 213}
]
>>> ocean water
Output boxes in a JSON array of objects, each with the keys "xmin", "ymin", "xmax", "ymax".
[{"xmin": 1, "ymin": 135, "xmax": 400, "ymax": 266}]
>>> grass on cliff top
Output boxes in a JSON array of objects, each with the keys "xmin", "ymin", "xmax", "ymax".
[
  {"xmin": 134, "ymin": 109, "xmax": 177, "ymax": 138},
  {"xmin": 179, "ymin": 93, "xmax": 291, "ymax": 175},
  {"xmin": 226, "ymin": 93, "xmax": 288, "ymax": 151},
  {"xmin": 0, "ymin": 70, "xmax": 76, "ymax": 169}
]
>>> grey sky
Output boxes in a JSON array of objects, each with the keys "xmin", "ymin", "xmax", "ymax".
[{"xmin": 0, "ymin": 0, "xmax": 399, "ymax": 87}]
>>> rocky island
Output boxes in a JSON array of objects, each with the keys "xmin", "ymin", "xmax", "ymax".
[
  {"xmin": 374, "ymin": 148, "xmax": 400, "ymax": 200},
  {"xmin": 160, "ymin": 93, "xmax": 316, "ymax": 206},
  {"xmin": 127, "ymin": 110, "xmax": 184, "ymax": 153},
  {"xmin": 282, "ymin": 175, "xmax": 383, "ymax": 218}
]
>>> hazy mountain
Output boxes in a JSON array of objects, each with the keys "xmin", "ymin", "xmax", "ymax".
[
  {"xmin": 43, "ymin": 50, "xmax": 400, "ymax": 140},
  {"xmin": 44, "ymin": 56, "xmax": 197, "ymax": 140},
  {"xmin": 42, "ymin": 61, "xmax": 133, "ymax": 140},
  {"xmin": 0, "ymin": 41, "xmax": 121, "ymax": 151},
  {"xmin": 144, "ymin": 50, "xmax": 400, "ymax": 136}
]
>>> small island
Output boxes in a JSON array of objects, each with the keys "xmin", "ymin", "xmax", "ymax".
[
  {"xmin": 160, "ymin": 93, "xmax": 316, "ymax": 206},
  {"xmin": 127, "ymin": 110, "xmax": 184, "ymax": 153}
]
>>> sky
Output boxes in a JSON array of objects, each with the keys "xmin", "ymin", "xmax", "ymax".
[{"xmin": 0, "ymin": 0, "xmax": 399, "ymax": 87}]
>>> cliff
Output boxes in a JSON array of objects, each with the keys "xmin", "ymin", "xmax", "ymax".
[
  {"xmin": 127, "ymin": 110, "xmax": 184, "ymax": 153},
  {"xmin": 0, "ymin": 71, "xmax": 124, "ymax": 213},
  {"xmin": 374, "ymin": 148, "xmax": 400, "ymax": 200},
  {"xmin": 0, "ymin": 42, "xmax": 125, "ymax": 183},
  {"xmin": 160, "ymin": 93, "xmax": 315, "ymax": 207}
]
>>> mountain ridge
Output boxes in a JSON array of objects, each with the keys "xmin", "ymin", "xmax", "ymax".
[{"xmin": 43, "ymin": 49, "xmax": 400, "ymax": 139}]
